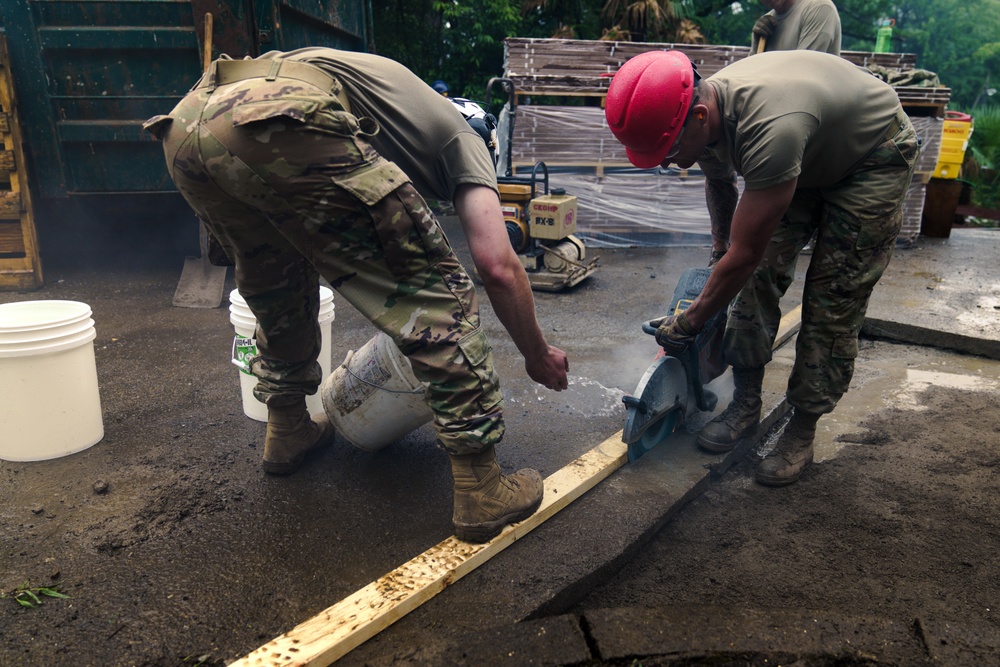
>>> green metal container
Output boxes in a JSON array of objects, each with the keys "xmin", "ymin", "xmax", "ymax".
[{"xmin": 0, "ymin": 0, "xmax": 371, "ymax": 200}]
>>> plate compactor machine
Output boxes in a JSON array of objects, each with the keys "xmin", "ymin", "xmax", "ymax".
[
  {"xmin": 497, "ymin": 162, "xmax": 599, "ymax": 291},
  {"xmin": 454, "ymin": 77, "xmax": 599, "ymax": 292}
]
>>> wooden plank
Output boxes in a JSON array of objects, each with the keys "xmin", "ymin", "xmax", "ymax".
[
  {"xmin": 0, "ymin": 33, "xmax": 43, "ymax": 288},
  {"xmin": 230, "ymin": 436, "xmax": 630, "ymax": 667},
  {"xmin": 0, "ymin": 219, "xmax": 25, "ymax": 254},
  {"xmin": 956, "ymin": 204, "xmax": 1000, "ymax": 221},
  {"xmin": 231, "ymin": 307, "xmax": 805, "ymax": 667},
  {"xmin": 0, "ymin": 190, "xmax": 20, "ymax": 219},
  {"xmin": 0, "ymin": 149, "xmax": 15, "ymax": 183},
  {"xmin": 775, "ymin": 305, "xmax": 803, "ymax": 349}
]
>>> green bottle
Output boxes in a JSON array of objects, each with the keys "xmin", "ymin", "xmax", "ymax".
[{"xmin": 875, "ymin": 18, "xmax": 894, "ymax": 54}]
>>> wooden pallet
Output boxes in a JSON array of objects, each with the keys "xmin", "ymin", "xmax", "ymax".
[
  {"xmin": 500, "ymin": 38, "xmax": 947, "ymax": 244},
  {"xmin": 503, "ymin": 38, "xmax": 749, "ymax": 97},
  {"xmin": 503, "ymin": 37, "xmax": 947, "ymax": 115},
  {"xmin": 0, "ymin": 33, "xmax": 42, "ymax": 290}
]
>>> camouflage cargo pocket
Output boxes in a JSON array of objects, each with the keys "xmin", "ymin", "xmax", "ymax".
[
  {"xmin": 854, "ymin": 209, "xmax": 901, "ymax": 252},
  {"xmin": 348, "ymin": 169, "xmax": 452, "ymax": 282},
  {"xmin": 230, "ymin": 97, "xmax": 322, "ymax": 126},
  {"xmin": 457, "ymin": 328, "xmax": 503, "ymax": 413},
  {"xmin": 830, "ymin": 333, "xmax": 859, "ymax": 360},
  {"xmin": 336, "ymin": 160, "xmax": 411, "ymax": 206}
]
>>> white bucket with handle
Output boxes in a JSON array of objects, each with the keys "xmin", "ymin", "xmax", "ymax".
[
  {"xmin": 0, "ymin": 300, "xmax": 104, "ymax": 461},
  {"xmin": 321, "ymin": 331, "xmax": 432, "ymax": 451},
  {"xmin": 229, "ymin": 287, "xmax": 334, "ymax": 421}
]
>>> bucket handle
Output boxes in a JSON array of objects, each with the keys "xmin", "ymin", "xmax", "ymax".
[
  {"xmin": 342, "ymin": 363, "xmax": 426, "ymax": 394},
  {"xmin": 339, "ymin": 348, "xmax": 426, "ymax": 395}
]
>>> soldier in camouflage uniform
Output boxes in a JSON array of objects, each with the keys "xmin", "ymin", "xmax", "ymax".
[
  {"xmin": 144, "ymin": 49, "xmax": 569, "ymax": 543},
  {"xmin": 605, "ymin": 50, "xmax": 918, "ymax": 486}
]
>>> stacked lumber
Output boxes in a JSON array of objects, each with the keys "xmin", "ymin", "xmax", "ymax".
[
  {"xmin": 840, "ymin": 51, "xmax": 917, "ymax": 70},
  {"xmin": 504, "ymin": 38, "xmax": 943, "ymax": 106},
  {"xmin": 504, "ymin": 38, "xmax": 748, "ymax": 96},
  {"xmin": 0, "ymin": 34, "xmax": 42, "ymax": 289},
  {"xmin": 508, "ymin": 106, "xmax": 628, "ymax": 173},
  {"xmin": 502, "ymin": 37, "xmax": 949, "ymax": 245}
]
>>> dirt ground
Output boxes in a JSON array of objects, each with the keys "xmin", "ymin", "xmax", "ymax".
[{"xmin": 573, "ymin": 338, "xmax": 1000, "ymax": 664}]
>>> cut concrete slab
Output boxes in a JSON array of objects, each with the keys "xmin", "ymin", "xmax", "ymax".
[
  {"xmin": 340, "ymin": 341, "xmax": 798, "ymax": 666},
  {"xmin": 1, "ymin": 223, "xmax": 997, "ymax": 667},
  {"xmin": 585, "ymin": 605, "xmax": 933, "ymax": 666},
  {"xmin": 341, "ymin": 228, "xmax": 1000, "ymax": 667}
]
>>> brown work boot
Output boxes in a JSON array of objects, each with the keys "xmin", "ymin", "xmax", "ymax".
[
  {"xmin": 450, "ymin": 447, "xmax": 544, "ymax": 543},
  {"xmin": 262, "ymin": 399, "xmax": 335, "ymax": 476},
  {"xmin": 697, "ymin": 366, "xmax": 765, "ymax": 453},
  {"xmin": 755, "ymin": 409, "xmax": 820, "ymax": 487}
]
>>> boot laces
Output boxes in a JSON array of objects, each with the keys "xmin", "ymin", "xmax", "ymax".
[{"xmin": 717, "ymin": 396, "xmax": 760, "ymax": 429}]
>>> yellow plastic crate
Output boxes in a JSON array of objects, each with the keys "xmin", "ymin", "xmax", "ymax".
[
  {"xmin": 933, "ymin": 161, "xmax": 964, "ymax": 179},
  {"xmin": 933, "ymin": 111, "xmax": 974, "ymax": 180},
  {"xmin": 941, "ymin": 111, "xmax": 974, "ymax": 142}
]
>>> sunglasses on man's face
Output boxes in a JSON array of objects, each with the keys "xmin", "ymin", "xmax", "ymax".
[{"xmin": 665, "ymin": 121, "xmax": 689, "ymax": 160}]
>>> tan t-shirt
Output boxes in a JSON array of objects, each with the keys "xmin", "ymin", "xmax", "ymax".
[
  {"xmin": 263, "ymin": 47, "xmax": 497, "ymax": 202},
  {"xmin": 698, "ymin": 50, "xmax": 901, "ymax": 190},
  {"xmin": 757, "ymin": 0, "xmax": 841, "ymax": 56}
]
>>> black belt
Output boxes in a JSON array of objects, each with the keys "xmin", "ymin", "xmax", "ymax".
[{"xmin": 195, "ymin": 58, "xmax": 351, "ymax": 113}]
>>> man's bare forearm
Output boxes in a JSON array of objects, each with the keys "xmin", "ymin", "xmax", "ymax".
[{"xmin": 706, "ymin": 175, "xmax": 738, "ymax": 251}]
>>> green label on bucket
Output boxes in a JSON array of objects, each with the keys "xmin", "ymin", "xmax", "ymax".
[{"xmin": 232, "ymin": 336, "xmax": 257, "ymax": 375}]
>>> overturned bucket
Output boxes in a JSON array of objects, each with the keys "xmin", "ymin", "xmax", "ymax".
[
  {"xmin": 229, "ymin": 287, "xmax": 335, "ymax": 422},
  {"xmin": 321, "ymin": 331, "xmax": 432, "ymax": 451},
  {"xmin": 0, "ymin": 300, "xmax": 104, "ymax": 461}
]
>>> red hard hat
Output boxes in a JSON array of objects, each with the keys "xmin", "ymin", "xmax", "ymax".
[{"xmin": 605, "ymin": 51, "xmax": 697, "ymax": 169}]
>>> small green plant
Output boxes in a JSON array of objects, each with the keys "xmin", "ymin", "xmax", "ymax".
[
  {"xmin": 1, "ymin": 581, "xmax": 70, "ymax": 608},
  {"xmin": 961, "ymin": 104, "xmax": 1000, "ymax": 211}
]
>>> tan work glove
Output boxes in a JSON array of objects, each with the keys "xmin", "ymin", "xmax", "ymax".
[
  {"xmin": 752, "ymin": 14, "xmax": 778, "ymax": 40},
  {"xmin": 751, "ymin": 14, "xmax": 778, "ymax": 53},
  {"xmin": 647, "ymin": 312, "xmax": 702, "ymax": 357}
]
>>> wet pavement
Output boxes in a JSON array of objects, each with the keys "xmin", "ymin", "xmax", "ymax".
[
  {"xmin": 1, "ymin": 221, "xmax": 998, "ymax": 666},
  {"xmin": 337, "ymin": 226, "xmax": 1000, "ymax": 667}
]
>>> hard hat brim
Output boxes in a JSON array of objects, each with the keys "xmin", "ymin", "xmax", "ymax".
[{"xmin": 626, "ymin": 145, "xmax": 670, "ymax": 170}]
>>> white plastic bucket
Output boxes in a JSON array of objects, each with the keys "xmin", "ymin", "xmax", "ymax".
[
  {"xmin": 229, "ymin": 287, "xmax": 335, "ymax": 421},
  {"xmin": 0, "ymin": 300, "xmax": 104, "ymax": 461},
  {"xmin": 321, "ymin": 331, "xmax": 432, "ymax": 451}
]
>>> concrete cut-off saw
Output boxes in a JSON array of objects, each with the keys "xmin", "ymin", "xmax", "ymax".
[{"xmin": 622, "ymin": 267, "xmax": 730, "ymax": 462}]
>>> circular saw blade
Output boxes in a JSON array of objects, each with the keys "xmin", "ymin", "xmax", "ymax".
[
  {"xmin": 633, "ymin": 406, "xmax": 681, "ymax": 459},
  {"xmin": 622, "ymin": 355, "xmax": 689, "ymax": 456}
]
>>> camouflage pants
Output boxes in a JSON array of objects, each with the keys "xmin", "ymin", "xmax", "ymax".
[
  {"xmin": 147, "ymin": 71, "xmax": 503, "ymax": 455},
  {"xmin": 724, "ymin": 110, "xmax": 919, "ymax": 415}
]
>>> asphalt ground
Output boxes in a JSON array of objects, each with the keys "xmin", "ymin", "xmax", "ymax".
[
  {"xmin": 336, "ymin": 224, "xmax": 1000, "ymax": 667},
  {"xmin": 1, "ymin": 220, "xmax": 998, "ymax": 666}
]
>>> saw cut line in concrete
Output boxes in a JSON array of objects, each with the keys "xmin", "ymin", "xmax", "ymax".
[
  {"xmin": 240, "ymin": 307, "xmax": 806, "ymax": 667},
  {"xmin": 232, "ymin": 306, "xmax": 804, "ymax": 667},
  {"xmin": 230, "ymin": 433, "xmax": 629, "ymax": 666}
]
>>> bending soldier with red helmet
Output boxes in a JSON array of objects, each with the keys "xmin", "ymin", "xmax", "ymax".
[{"xmin": 605, "ymin": 50, "xmax": 918, "ymax": 486}]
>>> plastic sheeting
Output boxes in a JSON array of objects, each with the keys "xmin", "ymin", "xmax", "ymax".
[{"xmin": 498, "ymin": 106, "xmax": 941, "ymax": 247}]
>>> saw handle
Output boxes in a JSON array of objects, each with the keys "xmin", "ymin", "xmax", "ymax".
[{"xmin": 621, "ymin": 395, "xmax": 648, "ymax": 414}]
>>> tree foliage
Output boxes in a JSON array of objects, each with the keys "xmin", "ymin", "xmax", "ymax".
[
  {"xmin": 890, "ymin": 0, "xmax": 1000, "ymax": 107},
  {"xmin": 370, "ymin": 0, "xmax": 1000, "ymax": 108}
]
